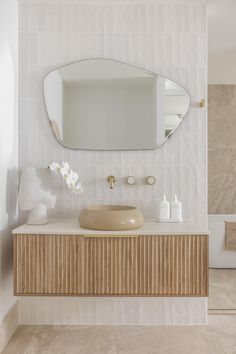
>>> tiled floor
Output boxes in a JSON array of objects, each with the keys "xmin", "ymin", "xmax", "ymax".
[
  {"xmin": 209, "ymin": 269, "xmax": 236, "ymax": 309},
  {"xmin": 3, "ymin": 269, "xmax": 236, "ymax": 354},
  {"xmin": 2, "ymin": 316, "xmax": 236, "ymax": 354}
]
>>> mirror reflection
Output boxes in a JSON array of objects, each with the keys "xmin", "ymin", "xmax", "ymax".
[{"xmin": 44, "ymin": 59, "xmax": 190, "ymax": 150}]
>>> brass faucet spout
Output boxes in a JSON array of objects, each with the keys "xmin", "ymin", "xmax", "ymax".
[{"xmin": 107, "ymin": 175, "xmax": 116, "ymax": 189}]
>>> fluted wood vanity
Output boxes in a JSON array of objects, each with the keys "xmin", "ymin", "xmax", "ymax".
[{"xmin": 13, "ymin": 220, "xmax": 208, "ymax": 297}]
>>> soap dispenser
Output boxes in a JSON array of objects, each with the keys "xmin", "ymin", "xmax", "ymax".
[
  {"xmin": 157, "ymin": 195, "xmax": 170, "ymax": 221},
  {"xmin": 170, "ymin": 195, "xmax": 183, "ymax": 222}
]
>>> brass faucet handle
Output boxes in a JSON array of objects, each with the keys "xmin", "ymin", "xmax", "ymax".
[{"xmin": 107, "ymin": 175, "xmax": 116, "ymax": 189}]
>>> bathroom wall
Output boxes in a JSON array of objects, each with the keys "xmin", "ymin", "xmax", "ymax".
[
  {"xmin": 0, "ymin": 0, "xmax": 18, "ymax": 348},
  {"xmin": 208, "ymin": 0, "xmax": 236, "ymax": 85},
  {"xmin": 208, "ymin": 85, "xmax": 236, "ymax": 213},
  {"xmin": 19, "ymin": 0, "xmax": 207, "ymax": 227}
]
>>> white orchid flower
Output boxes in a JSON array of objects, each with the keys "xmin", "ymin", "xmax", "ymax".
[
  {"xmin": 62, "ymin": 162, "xmax": 70, "ymax": 171},
  {"xmin": 49, "ymin": 161, "xmax": 61, "ymax": 173},
  {"xmin": 73, "ymin": 181, "xmax": 83, "ymax": 194},
  {"xmin": 49, "ymin": 161, "xmax": 83, "ymax": 194},
  {"xmin": 65, "ymin": 176, "xmax": 76, "ymax": 189},
  {"xmin": 60, "ymin": 162, "xmax": 70, "ymax": 179},
  {"xmin": 65, "ymin": 170, "xmax": 79, "ymax": 189},
  {"xmin": 70, "ymin": 170, "xmax": 79, "ymax": 182}
]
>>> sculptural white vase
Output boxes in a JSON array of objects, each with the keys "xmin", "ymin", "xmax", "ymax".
[
  {"xmin": 19, "ymin": 167, "xmax": 56, "ymax": 225},
  {"xmin": 27, "ymin": 203, "xmax": 48, "ymax": 225}
]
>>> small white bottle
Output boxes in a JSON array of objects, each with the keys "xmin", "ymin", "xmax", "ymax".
[
  {"xmin": 170, "ymin": 195, "xmax": 183, "ymax": 222},
  {"xmin": 158, "ymin": 195, "xmax": 170, "ymax": 221}
]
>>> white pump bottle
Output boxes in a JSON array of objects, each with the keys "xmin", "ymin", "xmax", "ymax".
[
  {"xmin": 170, "ymin": 195, "xmax": 183, "ymax": 222},
  {"xmin": 158, "ymin": 195, "xmax": 170, "ymax": 221}
]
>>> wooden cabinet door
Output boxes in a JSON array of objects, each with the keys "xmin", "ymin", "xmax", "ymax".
[{"xmin": 14, "ymin": 234, "xmax": 208, "ymax": 296}]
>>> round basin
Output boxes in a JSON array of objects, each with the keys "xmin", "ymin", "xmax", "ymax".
[{"xmin": 79, "ymin": 205, "xmax": 144, "ymax": 231}]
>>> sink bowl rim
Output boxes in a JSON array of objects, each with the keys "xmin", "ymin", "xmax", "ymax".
[{"xmin": 83, "ymin": 204, "xmax": 137, "ymax": 212}]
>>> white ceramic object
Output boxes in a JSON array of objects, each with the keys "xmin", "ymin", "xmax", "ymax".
[
  {"xmin": 27, "ymin": 203, "xmax": 48, "ymax": 225},
  {"xmin": 19, "ymin": 167, "xmax": 56, "ymax": 224}
]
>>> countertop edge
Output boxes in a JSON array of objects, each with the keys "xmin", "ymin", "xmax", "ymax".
[{"xmin": 12, "ymin": 219, "xmax": 209, "ymax": 236}]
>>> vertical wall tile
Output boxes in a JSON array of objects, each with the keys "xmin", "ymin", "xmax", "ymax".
[
  {"xmin": 163, "ymin": 4, "xmax": 182, "ymax": 32},
  {"xmin": 154, "ymin": 4, "xmax": 164, "ymax": 33},
  {"xmin": 19, "ymin": 1, "xmax": 207, "ymax": 227}
]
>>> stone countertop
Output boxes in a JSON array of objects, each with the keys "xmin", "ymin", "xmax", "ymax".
[{"xmin": 12, "ymin": 219, "xmax": 209, "ymax": 236}]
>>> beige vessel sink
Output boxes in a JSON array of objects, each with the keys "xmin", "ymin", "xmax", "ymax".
[{"xmin": 79, "ymin": 205, "xmax": 144, "ymax": 231}]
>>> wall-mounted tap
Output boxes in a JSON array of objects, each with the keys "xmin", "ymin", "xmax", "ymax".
[{"xmin": 107, "ymin": 175, "xmax": 116, "ymax": 189}]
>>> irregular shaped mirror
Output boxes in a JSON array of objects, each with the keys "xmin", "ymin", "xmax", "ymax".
[{"xmin": 44, "ymin": 59, "xmax": 190, "ymax": 150}]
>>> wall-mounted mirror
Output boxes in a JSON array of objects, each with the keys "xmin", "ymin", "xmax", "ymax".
[{"xmin": 44, "ymin": 59, "xmax": 190, "ymax": 150}]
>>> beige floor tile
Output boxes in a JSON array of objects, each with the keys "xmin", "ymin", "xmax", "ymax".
[
  {"xmin": 2, "ymin": 316, "xmax": 236, "ymax": 354},
  {"xmin": 209, "ymin": 269, "xmax": 236, "ymax": 309}
]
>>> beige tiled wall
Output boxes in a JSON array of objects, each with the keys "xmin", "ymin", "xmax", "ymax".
[
  {"xmin": 19, "ymin": 0, "xmax": 207, "ymax": 227},
  {"xmin": 208, "ymin": 85, "xmax": 236, "ymax": 213}
]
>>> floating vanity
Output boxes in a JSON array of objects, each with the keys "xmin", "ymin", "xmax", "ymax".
[
  {"xmin": 13, "ymin": 220, "xmax": 208, "ymax": 324},
  {"xmin": 13, "ymin": 220, "xmax": 208, "ymax": 296}
]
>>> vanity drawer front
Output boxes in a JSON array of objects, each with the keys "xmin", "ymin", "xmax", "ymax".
[{"xmin": 14, "ymin": 234, "xmax": 208, "ymax": 296}]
